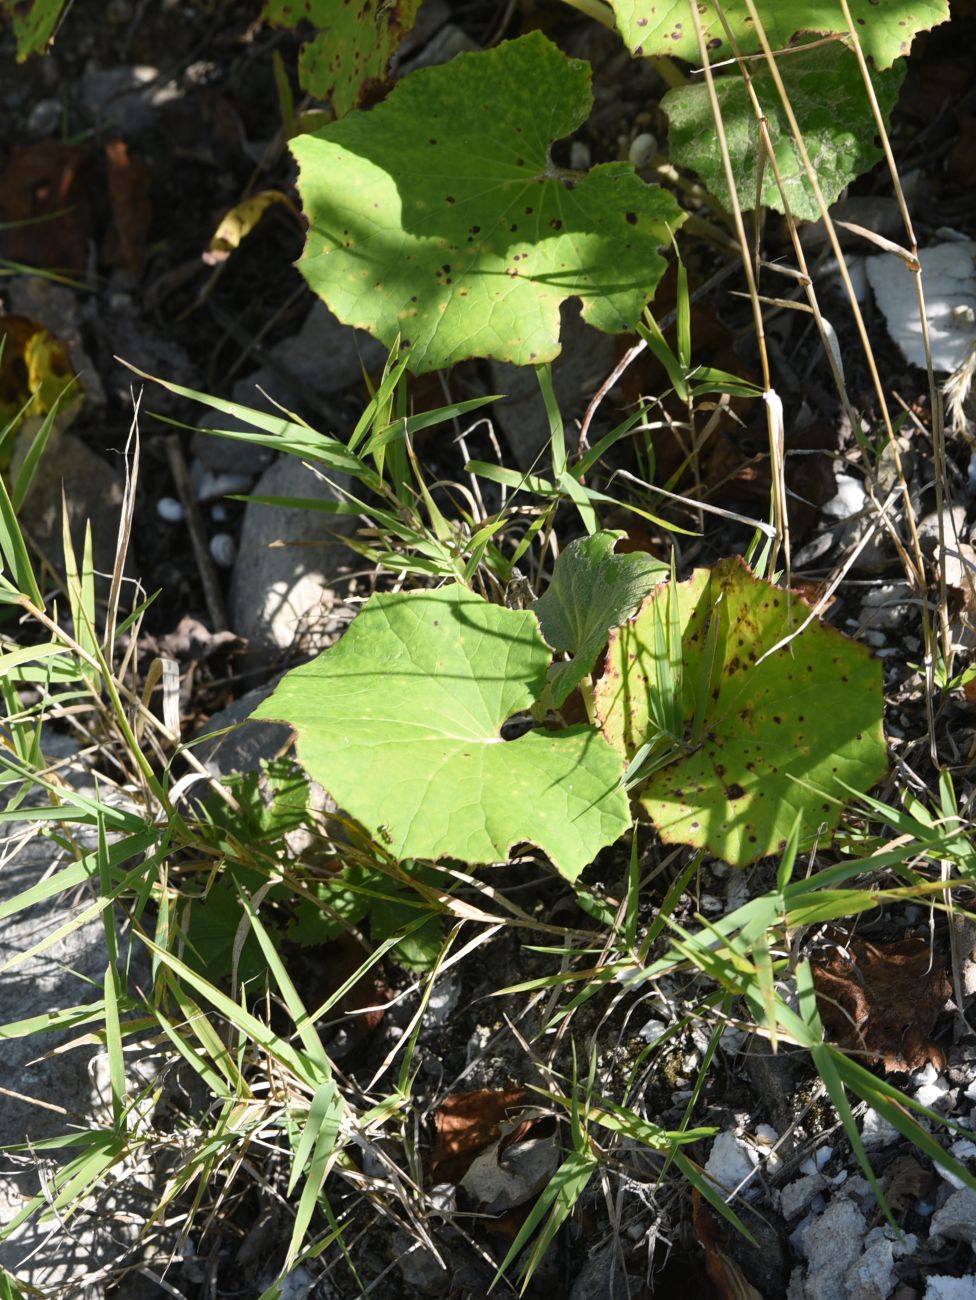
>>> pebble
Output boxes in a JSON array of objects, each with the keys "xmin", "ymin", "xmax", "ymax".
[
  {"xmin": 27, "ymin": 96, "xmax": 61, "ymax": 136},
  {"xmin": 628, "ymin": 132, "xmax": 657, "ymax": 168},
  {"xmin": 209, "ymin": 533, "xmax": 236, "ymax": 567},
  {"xmin": 211, "ymin": 503, "xmax": 228, "ymax": 523},
  {"xmin": 156, "ymin": 495, "xmax": 184, "ymax": 522}
]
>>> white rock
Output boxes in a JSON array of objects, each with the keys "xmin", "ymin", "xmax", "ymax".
[
  {"xmin": 822, "ymin": 473, "xmax": 866, "ymax": 520},
  {"xmin": 794, "ymin": 1197, "xmax": 866, "ymax": 1300},
  {"xmin": 930, "ymin": 1187, "xmax": 976, "ymax": 1247},
  {"xmin": 638, "ymin": 1018, "xmax": 667, "ymax": 1043},
  {"xmin": 926, "ymin": 1277, "xmax": 976, "ymax": 1300},
  {"xmin": 915, "ymin": 1072, "xmax": 951, "ymax": 1109},
  {"xmin": 704, "ymin": 1131, "xmax": 759, "ymax": 1196},
  {"xmin": 780, "ymin": 1173, "xmax": 827, "ymax": 1220},
  {"xmin": 868, "ymin": 240, "xmax": 976, "ymax": 373}
]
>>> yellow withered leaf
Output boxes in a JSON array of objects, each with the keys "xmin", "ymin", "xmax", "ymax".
[{"xmin": 203, "ymin": 190, "xmax": 299, "ymax": 264}]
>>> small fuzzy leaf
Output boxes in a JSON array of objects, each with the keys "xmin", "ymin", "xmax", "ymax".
[
  {"xmin": 254, "ymin": 585, "xmax": 631, "ymax": 880},
  {"xmin": 595, "ymin": 558, "xmax": 887, "ymax": 867},
  {"xmin": 610, "ymin": 0, "xmax": 948, "ymax": 71},
  {"xmin": 663, "ymin": 44, "xmax": 905, "ymax": 221},
  {"xmin": 262, "ymin": 0, "xmax": 421, "ymax": 118},
  {"xmin": 292, "ymin": 32, "xmax": 685, "ymax": 373},
  {"xmin": 532, "ymin": 531, "xmax": 666, "ymax": 707}
]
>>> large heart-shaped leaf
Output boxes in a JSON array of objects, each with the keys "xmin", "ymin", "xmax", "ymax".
[
  {"xmin": 253, "ymin": 586, "xmax": 631, "ymax": 880},
  {"xmin": 532, "ymin": 531, "xmax": 666, "ymax": 707},
  {"xmin": 663, "ymin": 45, "xmax": 905, "ymax": 221},
  {"xmin": 595, "ymin": 558, "xmax": 887, "ymax": 867},
  {"xmin": 609, "ymin": 0, "xmax": 948, "ymax": 70},
  {"xmin": 262, "ymin": 0, "xmax": 420, "ymax": 118},
  {"xmin": 292, "ymin": 32, "xmax": 685, "ymax": 373}
]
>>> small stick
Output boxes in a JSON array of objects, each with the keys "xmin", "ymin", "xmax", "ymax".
[{"xmin": 164, "ymin": 434, "xmax": 229, "ymax": 631}]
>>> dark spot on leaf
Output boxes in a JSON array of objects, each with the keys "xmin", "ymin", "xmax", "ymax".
[
  {"xmin": 446, "ymin": 195, "xmax": 455, "ymax": 204},
  {"xmin": 727, "ymin": 783, "xmax": 745, "ymax": 800},
  {"xmin": 550, "ymin": 219, "xmax": 562, "ymax": 231},
  {"xmin": 773, "ymin": 715, "xmax": 782, "ymax": 724},
  {"xmin": 625, "ymin": 212, "xmax": 637, "ymax": 224}
]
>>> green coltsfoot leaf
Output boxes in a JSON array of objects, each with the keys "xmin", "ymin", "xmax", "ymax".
[
  {"xmin": 253, "ymin": 585, "xmax": 632, "ymax": 880},
  {"xmin": 663, "ymin": 43, "xmax": 905, "ymax": 220},
  {"xmin": 609, "ymin": 0, "xmax": 948, "ymax": 70},
  {"xmin": 262, "ymin": 0, "xmax": 421, "ymax": 118},
  {"xmin": 595, "ymin": 557, "xmax": 887, "ymax": 867},
  {"xmin": 532, "ymin": 530, "xmax": 666, "ymax": 708},
  {"xmin": 292, "ymin": 31, "xmax": 686, "ymax": 373}
]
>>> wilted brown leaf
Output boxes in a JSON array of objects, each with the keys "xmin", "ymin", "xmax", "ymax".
[
  {"xmin": 102, "ymin": 140, "xmax": 152, "ymax": 279},
  {"xmin": 0, "ymin": 140, "xmax": 91, "ymax": 272},
  {"xmin": 692, "ymin": 1190, "xmax": 765, "ymax": 1300},
  {"xmin": 431, "ymin": 1087, "xmax": 527, "ymax": 1185},
  {"xmin": 812, "ymin": 935, "xmax": 950, "ymax": 1073}
]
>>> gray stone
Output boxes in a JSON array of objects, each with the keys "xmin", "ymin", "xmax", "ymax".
[
  {"xmin": 17, "ymin": 433, "xmax": 132, "ymax": 600},
  {"xmin": 489, "ymin": 302, "xmax": 616, "ymax": 470},
  {"xmin": 77, "ymin": 65, "xmax": 177, "ymax": 134},
  {"xmin": 930, "ymin": 1186, "xmax": 976, "ymax": 1248},
  {"xmin": 228, "ymin": 456, "xmax": 358, "ymax": 655},
  {"xmin": 568, "ymin": 1244, "xmax": 637, "ymax": 1300},
  {"xmin": 192, "ymin": 682, "xmax": 290, "ymax": 778},
  {"xmin": 393, "ymin": 1231, "xmax": 451, "ymax": 1293},
  {"xmin": 268, "ymin": 301, "xmax": 388, "ymax": 398},
  {"xmin": 918, "ymin": 505, "xmax": 967, "ymax": 560},
  {"xmin": 191, "ymin": 371, "xmax": 280, "ymax": 476},
  {"xmin": 844, "ymin": 1226, "xmax": 916, "ymax": 1300},
  {"xmin": 0, "ymin": 811, "xmax": 155, "ymax": 1293}
]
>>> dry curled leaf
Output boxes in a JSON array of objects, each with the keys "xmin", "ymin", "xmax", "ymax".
[
  {"xmin": 812, "ymin": 935, "xmax": 950, "ymax": 1073},
  {"xmin": 881, "ymin": 1155, "xmax": 934, "ymax": 1217},
  {"xmin": 431, "ymin": 1087, "xmax": 527, "ymax": 1186}
]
